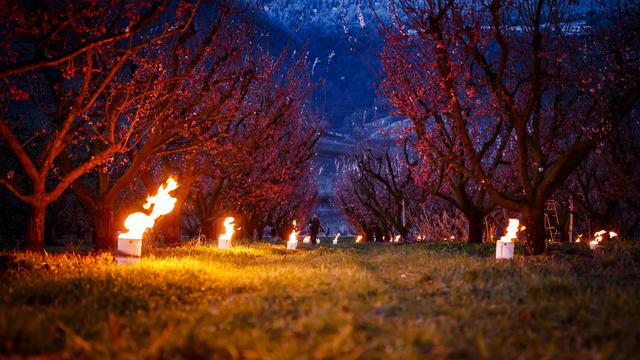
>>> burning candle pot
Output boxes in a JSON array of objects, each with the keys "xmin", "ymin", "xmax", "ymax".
[
  {"xmin": 332, "ymin": 233, "xmax": 340, "ymax": 245},
  {"xmin": 590, "ymin": 230, "xmax": 618, "ymax": 250},
  {"xmin": 218, "ymin": 217, "xmax": 235, "ymax": 249},
  {"xmin": 117, "ymin": 177, "xmax": 178, "ymax": 264},
  {"xmin": 287, "ymin": 221, "xmax": 299, "ymax": 250},
  {"xmin": 496, "ymin": 218, "xmax": 523, "ymax": 260}
]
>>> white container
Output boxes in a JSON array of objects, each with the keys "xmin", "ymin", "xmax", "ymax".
[
  {"xmin": 496, "ymin": 240, "xmax": 515, "ymax": 259},
  {"xmin": 218, "ymin": 239, "xmax": 232, "ymax": 250},
  {"xmin": 286, "ymin": 241, "xmax": 298, "ymax": 250},
  {"xmin": 117, "ymin": 236, "xmax": 142, "ymax": 264}
]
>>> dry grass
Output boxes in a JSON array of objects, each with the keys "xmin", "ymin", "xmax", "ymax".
[{"xmin": 1, "ymin": 240, "xmax": 639, "ymax": 359}]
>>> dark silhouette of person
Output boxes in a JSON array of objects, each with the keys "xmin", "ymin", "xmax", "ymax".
[{"xmin": 309, "ymin": 215, "xmax": 323, "ymax": 245}]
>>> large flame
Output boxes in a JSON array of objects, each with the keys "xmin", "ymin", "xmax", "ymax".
[
  {"xmin": 499, "ymin": 218, "xmax": 521, "ymax": 243},
  {"xmin": 288, "ymin": 220, "xmax": 299, "ymax": 245},
  {"xmin": 219, "ymin": 217, "xmax": 235, "ymax": 242},
  {"xmin": 119, "ymin": 177, "xmax": 178, "ymax": 239}
]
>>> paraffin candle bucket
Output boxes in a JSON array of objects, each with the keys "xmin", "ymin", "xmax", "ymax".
[
  {"xmin": 496, "ymin": 240, "xmax": 515, "ymax": 259},
  {"xmin": 218, "ymin": 239, "xmax": 232, "ymax": 250},
  {"xmin": 117, "ymin": 237, "xmax": 142, "ymax": 264}
]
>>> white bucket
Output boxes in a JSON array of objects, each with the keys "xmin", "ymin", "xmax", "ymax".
[
  {"xmin": 117, "ymin": 237, "xmax": 142, "ymax": 264},
  {"xmin": 286, "ymin": 241, "xmax": 298, "ymax": 250},
  {"xmin": 218, "ymin": 239, "xmax": 232, "ymax": 249},
  {"xmin": 496, "ymin": 240, "xmax": 515, "ymax": 259}
]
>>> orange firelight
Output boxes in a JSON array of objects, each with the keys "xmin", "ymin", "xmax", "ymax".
[{"xmin": 119, "ymin": 177, "xmax": 178, "ymax": 240}]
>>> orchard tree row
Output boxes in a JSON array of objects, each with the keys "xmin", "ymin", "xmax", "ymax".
[
  {"xmin": 0, "ymin": 0, "xmax": 320, "ymax": 251},
  {"xmin": 338, "ymin": 0, "xmax": 639, "ymax": 254}
]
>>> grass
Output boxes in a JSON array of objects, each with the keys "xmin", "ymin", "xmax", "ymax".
[{"xmin": 1, "ymin": 240, "xmax": 640, "ymax": 359}]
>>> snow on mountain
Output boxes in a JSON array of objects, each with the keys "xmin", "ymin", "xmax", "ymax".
[{"xmin": 261, "ymin": 0, "xmax": 388, "ymax": 37}]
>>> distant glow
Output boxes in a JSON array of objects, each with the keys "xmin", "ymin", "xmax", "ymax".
[
  {"xmin": 119, "ymin": 177, "xmax": 178, "ymax": 239},
  {"xmin": 355, "ymin": 235, "xmax": 363, "ymax": 243},
  {"xmin": 591, "ymin": 229, "xmax": 618, "ymax": 249},
  {"xmin": 287, "ymin": 221, "xmax": 299, "ymax": 250},
  {"xmin": 302, "ymin": 236, "xmax": 311, "ymax": 244},
  {"xmin": 333, "ymin": 233, "xmax": 340, "ymax": 244}
]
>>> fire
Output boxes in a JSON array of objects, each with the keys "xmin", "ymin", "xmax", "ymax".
[
  {"xmin": 288, "ymin": 221, "xmax": 299, "ymax": 245},
  {"xmin": 333, "ymin": 233, "xmax": 340, "ymax": 244},
  {"xmin": 394, "ymin": 235, "xmax": 401, "ymax": 243},
  {"xmin": 355, "ymin": 235, "xmax": 363, "ymax": 243},
  {"xmin": 119, "ymin": 177, "xmax": 178, "ymax": 240},
  {"xmin": 590, "ymin": 229, "xmax": 618, "ymax": 249},
  {"xmin": 219, "ymin": 217, "xmax": 235, "ymax": 241},
  {"xmin": 218, "ymin": 217, "xmax": 235, "ymax": 249},
  {"xmin": 302, "ymin": 236, "xmax": 311, "ymax": 244},
  {"xmin": 500, "ymin": 218, "xmax": 521, "ymax": 243}
]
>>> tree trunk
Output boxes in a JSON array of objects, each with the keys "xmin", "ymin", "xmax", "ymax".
[
  {"xmin": 26, "ymin": 203, "xmax": 47, "ymax": 251},
  {"xmin": 467, "ymin": 214, "xmax": 484, "ymax": 244},
  {"xmin": 94, "ymin": 204, "xmax": 116, "ymax": 251},
  {"xmin": 524, "ymin": 208, "xmax": 547, "ymax": 255},
  {"xmin": 162, "ymin": 212, "xmax": 182, "ymax": 246}
]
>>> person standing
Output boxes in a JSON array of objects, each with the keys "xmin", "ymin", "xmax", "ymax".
[{"xmin": 309, "ymin": 215, "xmax": 323, "ymax": 245}]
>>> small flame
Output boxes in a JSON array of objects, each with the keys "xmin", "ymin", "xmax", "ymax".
[
  {"xmin": 355, "ymin": 235, "xmax": 363, "ymax": 243},
  {"xmin": 591, "ymin": 229, "xmax": 618, "ymax": 248},
  {"xmin": 288, "ymin": 220, "xmax": 299, "ymax": 245},
  {"xmin": 499, "ymin": 218, "xmax": 521, "ymax": 243},
  {"xmin": 302, "ymin": 236, "xmax": 311, "ymax": 244},
  {"xmin": 394, "ymin": 235, "xmax": 401, "ymax": 243},
  {"xmin": 333, "ymin": 233, "xmax": 340, "ymax": 244},
  {"xmin": 219, "ymin": 217, "xmax": 235, "ymax": 242},
  {"xmin": 119, "ymin": 178, "xmax": 178, "ymax": 239}
]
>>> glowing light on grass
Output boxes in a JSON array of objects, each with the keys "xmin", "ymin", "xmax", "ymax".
[
  {"xmin": 394, "ymin": 235, "xmax": 401, "ymax": 243},
  {"xmin": 333, "ymin": 233, "xmax": 340, "ymax": 245},
  {"xmin": 218, "ymin": 217, "xmax": 235, "ymax": 249},
  {"xmin": 302, "ymin": 236, "xmax": 311, "ymax": 244},
  {"xmin": 496, "ymin": 218, "xmax": 520, "ymax": 259},
  {"xmin": 356, "ymin": 235, "xmax": 363, "ymax": 243},
  {"xmin": 118, "ymin": 177, "xmax": 178, "ymax": 264},
  {"xmin": 287, "ymin": 221, "xmax": 299, "ymax": 250}
]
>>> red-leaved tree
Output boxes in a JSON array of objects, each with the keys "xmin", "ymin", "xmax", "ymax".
[
  {"xmin": 378, "ymin": 0, "xmax": 640, "ymax": 254},
  {"xmin": 0, "ymin": 0, "xmax": 197, "ymax": 250}
]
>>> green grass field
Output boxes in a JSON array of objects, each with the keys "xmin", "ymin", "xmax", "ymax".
[{"xmin": 1, "ymin": 240, "xmax": 639, "ymax": 359}]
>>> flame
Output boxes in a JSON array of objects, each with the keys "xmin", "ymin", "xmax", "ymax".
[
  {"xmin": 355, "ymin": 235, "xmax": 363, "ymax": 243},
  {"xmin": 219, "ymin": 217, "xmax": 235, "ymax": 242},
  {"xmin": 119, "ymin": 177, "xmax": 178, "ymax": 239},
  {"xmin": 333, "ymin": 233, "xmax": 340, "ymax": 244},
  {"xmin": 591, "ymin": 229, "xmax": 618, "ymax": 248},
  {"xmin": 394, "ymin": 235, "xmax": 401, "ymax": 243},
  {"xmin": 288, "ymin": 220, "xmax": 299, "ymax": 245},
  {"xmin": 302, "ymin": 236, "xmax": 311, "ymax": 244},
  {"xmin": 499, "ymin": 218, "xmax": 521, "ymax": 243}
]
